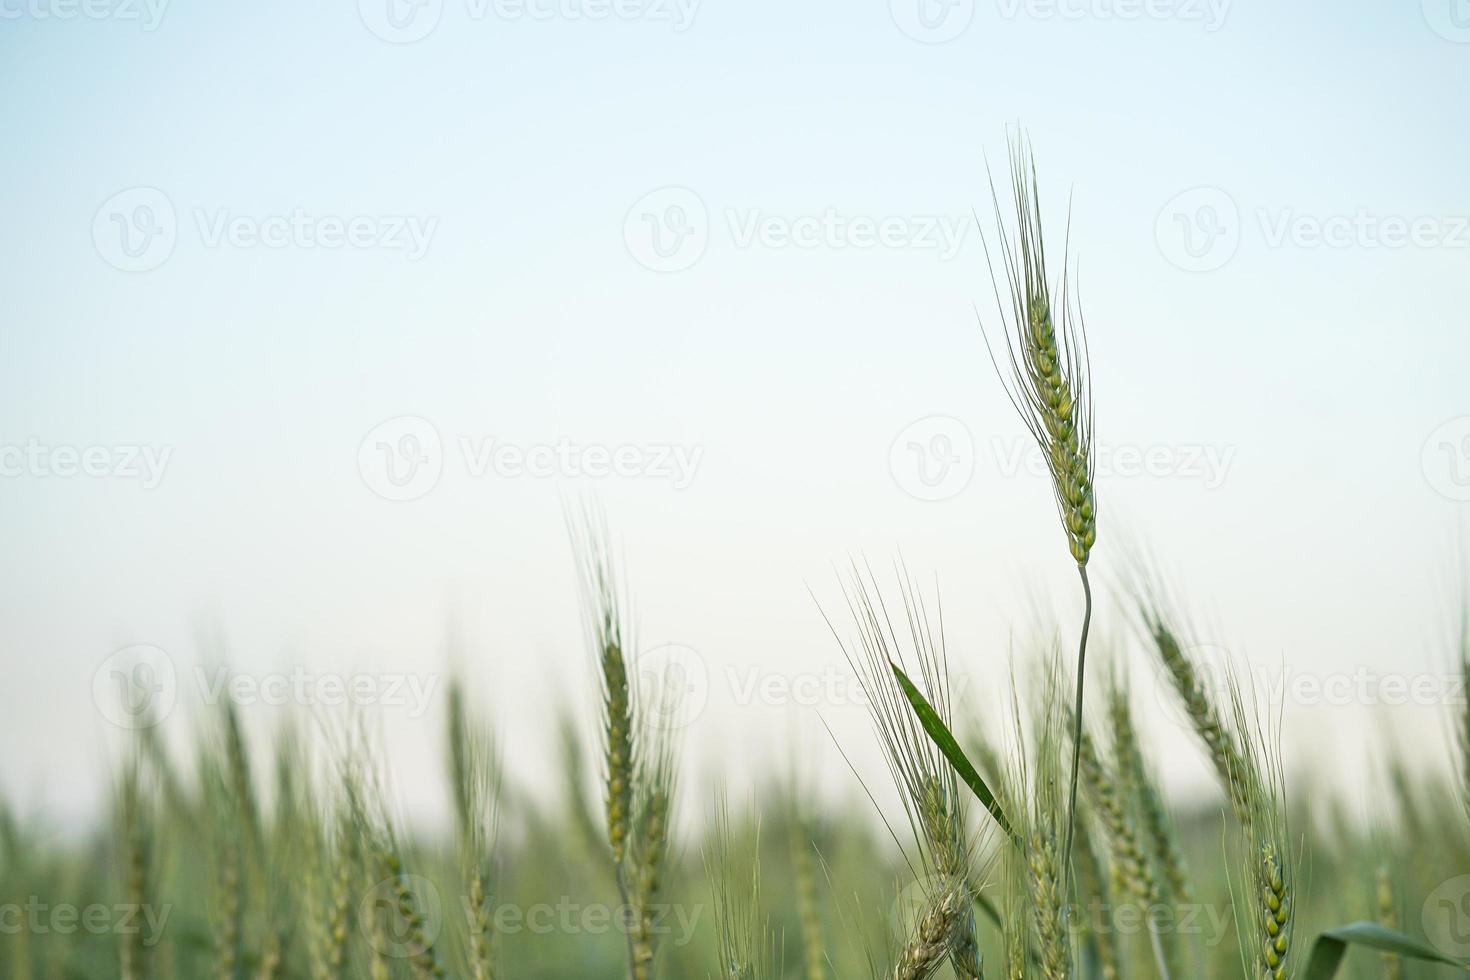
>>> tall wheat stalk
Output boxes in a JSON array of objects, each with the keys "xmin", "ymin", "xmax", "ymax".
[{"xmin": 981, "ymin": 133, "xmax": 1098, "ymax": 881}]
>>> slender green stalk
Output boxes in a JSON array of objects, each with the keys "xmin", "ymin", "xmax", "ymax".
[{"xmin": 1067, "ymin": 567, "xmax": 1092, "ymax": 877}]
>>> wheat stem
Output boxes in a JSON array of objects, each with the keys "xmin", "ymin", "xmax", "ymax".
[{"xmin": 1063, "ymin": 566, "xmax": 1092, "ymax": 889}]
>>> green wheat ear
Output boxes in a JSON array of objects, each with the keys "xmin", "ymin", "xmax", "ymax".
[
  {"xmin": 981, "ymin": 135, "xmax": 1097, "ymax": 570},
  {"xmin": 569, "ymin": 505, "xmax": 637, "ymax": 871},
  {"xmin": 980, "ymin": 131, "xmax": 1098, "ymax": 884},
  {"xmin": 1222, "ymin": 674, "xmax": 1293, "ymax": 980},
  {"xmin": 116, "ymin": 752, "xmax": 153, "ymax": 980}
]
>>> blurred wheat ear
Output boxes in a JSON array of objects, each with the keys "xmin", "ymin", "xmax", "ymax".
[
  {"xmin": 116, "ymin": 750, "xmax": 153, "ymax": 980},
  {"xmin": 447, "ymin": 676, "xmax": 500, "ymax": 980},
  {"xmin": 570, "ymin": 503, "xmax": 680, "ymax": 980},
  {"xmin": 706, "ymin": 795, "xmax": 777, "ymax": 980},
  {"xmin": 979, "ymin": 132, "xmax": 1097, "ymax": 883}
]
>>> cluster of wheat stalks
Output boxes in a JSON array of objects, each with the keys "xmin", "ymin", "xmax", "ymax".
[
  {"xmin": 5, "ymin": 572, "xmax": 1468, "ymax": 978},
  {"xmin": 3, "ymin": 142, "xmax": 1469, "ymax": 980}
]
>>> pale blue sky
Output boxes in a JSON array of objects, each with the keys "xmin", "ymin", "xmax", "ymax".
[{"xmin": 2, "ymin": 0, "xmax": 1468, "ymax": 827}]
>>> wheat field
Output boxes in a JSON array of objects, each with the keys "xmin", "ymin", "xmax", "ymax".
[{"xmin": 6, "ymin": 145, "xmax": 1469, "ymax": 980}]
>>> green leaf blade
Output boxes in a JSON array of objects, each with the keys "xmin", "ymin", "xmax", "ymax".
[
  {"xmin": 1302, "ymin": 921, "xmax": 1470, "ymax": 980},
  {"xmin": 890, "ymin": 661, "xmax": 1016, "ymax": 845}
]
